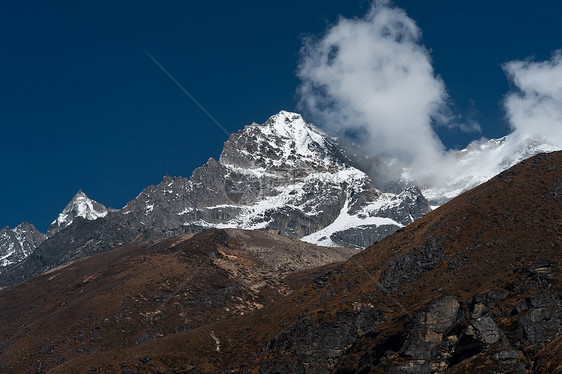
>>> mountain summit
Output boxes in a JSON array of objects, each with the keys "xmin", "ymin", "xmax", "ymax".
[
  {"xmin": 122, "ymin": 111, "xmax": 430, "ymax": 248},
  {"xmin": 47, "ymin": 190, "xmax": 109, "ymax": 237}
]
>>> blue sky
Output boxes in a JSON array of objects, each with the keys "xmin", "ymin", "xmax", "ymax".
[{"xmin": 1, "ymin": 0, "xmax": 561, "ymax": 232}]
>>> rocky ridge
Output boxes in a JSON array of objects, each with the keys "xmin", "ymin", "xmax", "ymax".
[
  {"xmin": 0, "ymin": 223, "xmax": 45, "ymax": 273},
  {"xmin": 120, "ymin": 111, "xmax": 431, "ymax": 249},
  {"xmin": 0, "ymin": 111, "xmax": 430, "ymax": 287}
]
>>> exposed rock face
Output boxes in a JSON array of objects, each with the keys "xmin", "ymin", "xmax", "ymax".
[
  {"xmin": 0, "ymin": 215, "xmax": 155, "ymax": 286},
  {"xmin": 0, "ymin": 223, "xmax": 45, "ymax": 273},
  {"xmin": 375, "ymin": 186, "xmax": 431, "ymax": 225},
  {"xmin": 396, "ymin": 295, "xmax": 461, "ymax": 371},
  {"xmin": 121, "ymin": 111, "xmax": 431, "ymax": 248},
  {"xmin": 378, "ymin": 235, "xmax": 445, "ymax": 294},
  {"xmin": 47, "ymin": 190, "xmax": 109, "ymax": 237},
  {"xmin": 329, "ymin": 224, "xmax": 399, "ymax": 249},
  {"xmin": 360, "ymin": 281, "xmax": 560, "ymax": 374}
]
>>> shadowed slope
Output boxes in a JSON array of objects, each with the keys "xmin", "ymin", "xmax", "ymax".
[{"xmin": 0, "ymin": 229, "xmax": 355, "ymax": 373}]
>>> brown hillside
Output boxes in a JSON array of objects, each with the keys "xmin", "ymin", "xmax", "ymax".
[
  {"xmin": 0, "ymin": 229, "xmax": 355, "ymax": 373},
  {"xmin": 52, "ymin": 151, "xmax": 562, "ymax": 373}
]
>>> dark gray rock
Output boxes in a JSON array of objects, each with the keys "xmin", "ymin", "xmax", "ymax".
[
  {"xmin": 401, "ymin": 296, "xmax": 461, "ymax": 361},
  {"xmin": 375, "ymin": 186, "xmax": 431, "ymax": 226},
  {"xmin": 471, "ymin": 316, "xmax": 501, "ymax": 345},
  {"xmin": 493, "ymin": 349, "xmax": 519, "ymax": 361},
  {"xmin": 330, "ymin": 224, "xmax": 400, "ymax": 249},
  {"xmin": 0, "ymin": 223, "xmax": 46, "ymax": 274},
  {"xmin": 379, "ymin": 237, "xmax": 445, "ymax": 294},
  {"xmin": 518, "ymin": 297, "xmax": 561, "ymax": 344},
  {"xmin": 492, "ymin": 349, "xmax": 526, "ymax": 374},
  {"xmin": 529, "ymin": 259, "xmax": 553, "ymax": 283},
  {"xmin": 260, "ymin": 308, "xmax": 383, "ymax": 373}
]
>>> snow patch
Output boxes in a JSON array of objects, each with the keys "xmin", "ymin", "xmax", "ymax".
[
  {"xmin": 302, "ymin": 189, "xmax": 402, "ymax": 247},
  {"xmin": 49, "ymin": 191, "xmax": 109, "ymax": 235}
]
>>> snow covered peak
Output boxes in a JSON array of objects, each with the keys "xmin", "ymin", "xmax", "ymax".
[
  {"xmin": 219, "ymin": 111, "xmax": 349, "ymax": 172},
  {"xmin": 47, "ymin": 190, "xmax": 109, "ymax": 237},
  {"xmin": 118, "ymin": 110, "xmax": 429, "ymax": 249},
  {"xmin": 260, "ymin": 111, "xmax": 330, "ymax": 156},
  {"xmin": 74, "ymin": 189, "xmax": 87, "ymax": 199},
  {"xmin": 262, "ymin": 110, "xmax": 321, "ymax": 138},
  {"xmin": 63, "ymin": 190, "xmax": 108, "ymax": 222}
]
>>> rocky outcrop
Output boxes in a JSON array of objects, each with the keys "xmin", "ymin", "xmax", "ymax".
[
  {"xmin": 0, "ymin": 223, "xmax": 45, "ymax": 273},
  {"xmin": 329, "ymin": 224, "xmax": 400, "ymax": 248},
  {"xmin": 346, "ymin": 277, "xmax": 560, "ymax": 374}
]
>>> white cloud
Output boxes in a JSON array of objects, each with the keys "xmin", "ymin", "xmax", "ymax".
[
  {"xmin": 297, "ymin": 1, "xmax": 562, "ymax": 202},
  {"xmin": 297, "ymin": 0, "xmax": 450, "ymax": 171},
  {"xmin": 504, "ymin": 51, "xmax": 562, "ymax": 143}
]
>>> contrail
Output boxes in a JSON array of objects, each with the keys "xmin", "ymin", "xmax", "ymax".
[{"xmin": 143, "ymin": 49, "xmax": 231, "ymax": 137}]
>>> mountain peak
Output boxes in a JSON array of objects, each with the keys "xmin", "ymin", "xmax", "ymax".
[
  {"xmin": 117, "ymin": 110, "xmax": 430, "ymax": 249},
  {"xmin": 74, "ymin": 189, "xmax": 86, "ymax": 198},
  {"xmin": 264, "ymin": 110, "xmax": 304, "ymax": 126},
  {"xmin": 262, "ymin": 110, "xmax": 326, "ymax": 141},
  {"xmin": 47, "ymin": 191, "xmax": 109, "ymax": 237},
  {"xmin": 14, "ymin": 222, "xmax": 38, "ymax": 232},
  {"xmin": 219, "ymin": 110, "xmax": 345, "ymax": 173},
  {"xmin": 0, "ymin": 222, "xmax": 45, "ymax": 271},
  {"xmin": 161, "ymin": 173, "xmax": 173, "ymax": 185}
]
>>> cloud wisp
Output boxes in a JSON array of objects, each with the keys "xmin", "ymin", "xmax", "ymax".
[{"xmin": 504, "ymin": 51, "xmax": 562, "ymax": 143}]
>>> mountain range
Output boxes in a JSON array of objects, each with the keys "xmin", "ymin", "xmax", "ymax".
[
  {"xmin": 0, "ymin": 111, "xmax": 558, "ymax": 287},
  {"xmin": 1, "ymin": 149, "xmax": 560, "ymax": 373}
]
